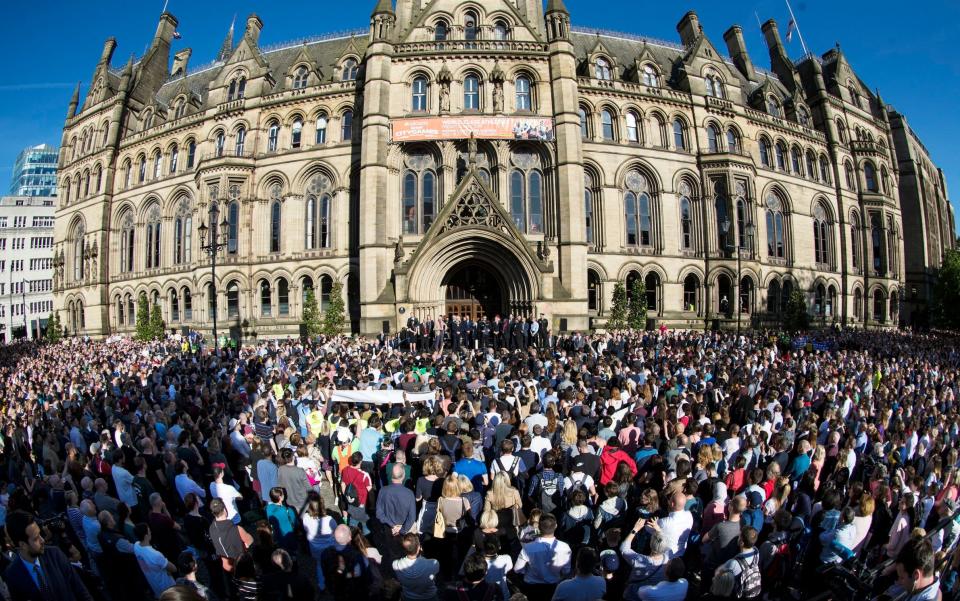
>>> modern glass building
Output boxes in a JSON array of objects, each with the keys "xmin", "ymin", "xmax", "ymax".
[{"xmin": 9, "ymin": 144, "xmax": 58, "ymax": 197}]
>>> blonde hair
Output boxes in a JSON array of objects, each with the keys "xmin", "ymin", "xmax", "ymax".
[
  {"xmin": 441, "ymin": 474, "xmax": 461, "ymax": 498},
  {"xmin": 422, "ymin": 455, "xmax": 446, "ymax": 478},
  {"xmin": 485, "ymin": 471, "xmax": 518, "ymax": 510},
  {"xmin": 562, "ymin": 419, "xmax": 578, "ymax": 445},
  {"xmin": 480, "ymin": 508, "xmax": 499, "ymax": 530},
  {"xmin": 457, "ymin": 474, "xmax": 475, "ymax": 494}
]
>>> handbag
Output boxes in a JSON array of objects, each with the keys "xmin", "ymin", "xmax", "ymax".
[{"xmin": 434, "ymin": 498, "xmax": 447, "ymax": 538}]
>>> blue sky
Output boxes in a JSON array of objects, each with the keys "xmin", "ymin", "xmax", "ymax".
[{"xmin": 2, "ymin": 0, "xmax": 957, "ymax": 230}]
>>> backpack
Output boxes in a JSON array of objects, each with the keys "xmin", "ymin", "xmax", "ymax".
[
  {"xmin": 762, "ymin": 539, "xmax": 794, "ymax": 591},
  {"xmin": 495, "ymin": 456, "xmax": 521, "ymax": 490},
  {"xmin": 441, "ymin": 436, "xmax": 461, "ymax": 459},
  {"xmin": 342, "ymin": 482, "xmax": 361, "ymax": 507},
  {"xmin": 567, "ymin": 473, "xmax": 589, "ymax": 499},
  {"xmin": 734, "ymin": 553, "xmax": 762, "ymax": 599},
  {"xmin": 538, "ymin": 471, "xmax": 564, "ymax": 514}
]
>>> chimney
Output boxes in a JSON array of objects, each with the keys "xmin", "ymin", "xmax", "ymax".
[
  {"xmin": 245, "ymin": 14, "xmax": 263, "ymax": 46},
  {"xmin": 154, "ymin": 12, "xmax": 178, "ymax": 45},
  {"xmin": 676, "ymin": 11, "xmax": 701, "ymax": 47},
  {"xmin": 172, "ymin": 48, "xmax": 192, "ymax": 77},
  {"xmin": 100, "ymin": 38, "xmax": 117, "ymax": 66},
  {"xmin": 761, "ymin": 19, "xmax": 785, "ymax": 57},
  {"xmin": 723, "ymin": 25, "xmax": 756, "ymax": 80}
]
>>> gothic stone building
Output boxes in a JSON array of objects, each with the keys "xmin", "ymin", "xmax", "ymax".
[{"xmin": 53, "ymin": 0, "xmax": 954, "ymax": 337}]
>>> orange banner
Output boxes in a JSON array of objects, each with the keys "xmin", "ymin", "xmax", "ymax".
[{"xmin": 391, "ymin": 116, "xmax": 555, "ymax": 142}]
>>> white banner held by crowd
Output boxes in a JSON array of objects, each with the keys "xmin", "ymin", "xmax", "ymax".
[{"xmin": 330, "ymin": 389, "xmax": 435, "ymax": 405}]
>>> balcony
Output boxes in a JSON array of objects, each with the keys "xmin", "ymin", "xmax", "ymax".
[
  {"xmin": 849, "ymin": 139, "xmax": 886, "ymax": 156},
  {"xmin": 705, "ymin": 96, "xmax": 735, "ymax": 114},
  {"xmin": 195, "ymin": 149, "xmax": 256, "ymax": 172},
  {"xmin": 216, "ymin": 99, "xmax": 246, "ymax": 115},
  {"xmin": 394, "ymin": 39, "xmax": 548, "ymax": 55}
]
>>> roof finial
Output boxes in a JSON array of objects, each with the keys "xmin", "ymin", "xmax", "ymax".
[{"xmin": 217, "ymin": 15, "xmax": 235, "ymax": 62}]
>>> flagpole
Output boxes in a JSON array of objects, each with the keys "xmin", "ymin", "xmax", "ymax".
[{"xmin": 784, "ymin": 0, "xmax": 810, "ymax": 56}]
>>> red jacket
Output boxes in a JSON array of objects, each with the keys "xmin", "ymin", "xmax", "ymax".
[{"xmin": 599, "ymin": 446, "xmax": 637, "ymax": 485}]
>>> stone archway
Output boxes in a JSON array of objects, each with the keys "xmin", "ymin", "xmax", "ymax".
[{"xmin": 444, "ymin": 262, "xmax": 504, "ymax": 320}]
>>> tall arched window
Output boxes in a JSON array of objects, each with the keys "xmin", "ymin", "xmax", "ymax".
[
  {"xmin": 182, "ymin": 288, "xmax": 192, "ymax": 321},
  {"xmin": 269, "ymin": 199, "xmax": 282, "ymax": 253},
  {"xmin": 815, "ymin": 284, "xmax": 826, "ymax": 315},
  {"xmin": 806, "ymin": 151, "xmax": 817, "ymax": 181},
  {"xmin": 683, "ymin": 274, "xmax": 700, "ymax": 312},
  {"xmin": 187, "ymin": 140, "xmax": 196, "ymax": 168},
  {"xmin": 260, "ymin": 280, "xmax": 272, "ymax": 317},
  {"xmin": 735, "ymin": 197, "xmax": 748, "ymax": 249},
  {"xmin": 864, "ymin": 162, "xmax": 878, "ymax": 192},
  {"xmin": 820, "ymin": 156, "xmax": 831, "ymax": 183},
  {"xmin": 781, "ymin": 280, "xmax": 793, "ymax": 313},
  {"xmin": 759, "ymin": 137, "xmax": 772, "ymax": 167},
  {"xmin": 767, "ymin": 279, "xmax": 781, "ymax": 313},
  {"xmin": 623, "ymin": 170, "xmax": 652, "ymax": 247},
  {"xmin": 625, "ymin": 111, "xmax": 639, "ymax": 143},
  {"xmin": 278, "ymin": 278, "xmax": 289, "ymax": 316},
  {"xmin": 169, "ymin": 145, "xmax": 179, "ymax": 174},
  {"xmin": 138, "ymin": 155, "xmax": 147, "ymax": 183},
  {"xmin": 293, "ymin": 66, "xmax": 309, "ymax": 89},
  {"xmin": 775, "ymin": 143, "xmax": 787, "ymax": 171},
  {"xmin": 655, "ymin": 115, "xmax": 667, "ymax": 147},
  {"xmin": 887, "ymin": 217, "xmax": 899, "ymax": 276},
  {"xmin": 515, "ymin": 76, "xmax": 531, "ymax": 111},
  {"xmin": 120, "ymin": 214, "xmax": 134, "ymax": 273},
  {"xmin": 680, "ymin": 195, "xmax": 693, "ymax": 250},
  {"xmin": 301, "ymin": 276, "xmax": 314, "ymax": 309},
  {"xmin": 174, "ymin": 99, "xmax": 186, "ymax": 119},
  {"xmin": 170, "ymin": 289, "xmax": 180, "ymax": 322},
  {"xmin": 315, "ymin": 113, "xmax": 328, "ymax": 144},
  {"xmin": 173, "ymin": 200, "xmax": 192, "ymax": 265},
  {"xmin": 740, "ymin": 277, "xmax": 753, "ymax": 313},
  {"xmin": 767, "ymin": 96, "xmax": 781, "ymax": 117},
  {"xmin": 464, "ymin": 11, "xmax": 478, "ymax": 41},
  {"xmin": 116, "ymin": 298, "xmax": 125, "ymax": 327},
  {"xmin": 207, "ymin": 283, "xmax": 217, "ymax": 320},
  {"xmin": 726, "ymin": 129, "xmax": 739, "ymax": 153},
  {"xmin": 705, "ymin": 73, "xmax": 724, "ymax": 99},
  {"xmin": 291, "ymin": 118, "xmax": 303, "ymax": 149},
  {"xmin": 235, "ymin": 127, "xmax": 246, "ymax": 155},
  {"xmin": 493, "ymin": 20, "xmax": 509, "ymax": 40},
  {"xmin": 600, "ymin": 109, "xmax": 615, "ymax": 141},
  {"xmin": 341, "ymin": 59, "xmax": 358, "ymax": 81},
  {"xmin": 707, "ymin": 124, "xmax": 720, "ymax": 152},
  {"xmin": 827, "ymin": 285, "xmax": 836, "ymax": 317},
  {"xmin": 853, "ymin": 288, "xmax": 863, "ymax": 320},
  {"xmin": 642, "ymin": 64, "xmax": 659, "ymax": 87},
  {"xmin": 214, "ymin": 131, "xmax": 225, "ymax": 157},
  {"xmin": 402, "ymin": 151, "xmax": 438, "ymax": 235},
  {"xmin": 890, "ymin": 291, "xmax": 899, "ymax": 324},
  {"xmin": 305, "ymin": 176, "xmax": 333, "ymax": 249},
  {"xmin": 412, "ymin": 76, "xmax": 429, "ymax": 112},
  {"xmin": 227, "ymin": 187, "xmax": 240, "ymax": 254},
  {"xmin": 584, "ymin": 180, "xmax": 594, "ymax": 245},
  {"xmin": 791, "ymin": 146, "xmax": 802, "ymax": 174},
  {"xmin": 595, "ymin": 58, "xmax": 611, "ymax": 81},
  {"xmin": 850, "ymin": 212, "xmax": 862, "ymax": 272},
  {"xmin": 579, "ymin": 108, "xmax": 589, "ymax": 139},
  {"xmin": 463, "ymin": 75, "xmax": 480, "ymax": 110},
  {"xmin": 871, "ymin": 214, "xmax": 886, "ymax": 274},
  {"xmin": 645, "ymin": 272, "xmax": 660, "ymax": 313},
  {"xmin": 673, "ymin": 119, "xmax": 686, "ymax": 150},
  {"xmin": 145, "ymin": 205, "xmax": 161, "ymax": 269},
  {"xmin": 341, "ymin": 110, "xmax": 354, "ymax": 140},
  {"xmin": 873, "ymin": 289, "xmax": 885, "ymax": 322},
  {"xmin": 715, "ymin": 190, "xmax": 730, "ymax": 250},
  {"xmin": 765, "ymin": 193, "xmax": 786, "ymax": 259},
  {"xmin": 509, "ymin": 150, "xmax": 544, "ymax": 234},
  {"xmin": 435, "ymin": 20, "xmax": 448, "ymax": 41},
  {"xmin": 227, "ymin": 281, "xmax": 240, "ymax": 318},
  {"xmin": 153, "ymin": 151, "xmax": 162, "ymax": 179},
  {"xmin": 267, "ymin": 121, "xmax": 280, "ymax": 152},
  {"xmin": 813, "ymin": 203, "xmax": 832, "ymax": 266},
  {"xmin": 319, "ymin": 275, "xmax": 333, "ymax": 312},
  {"xmin": 588, "ymin": 269, "xmax": 600, "ymax": 312},
  {"xmin": 236, "ymin": 77, "xmax": 246, "ymax": 99}
]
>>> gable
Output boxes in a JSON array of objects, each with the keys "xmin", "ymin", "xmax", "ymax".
[{"xmin": 398, "ymin": 0, "xmax": 544, "ymax": 44}]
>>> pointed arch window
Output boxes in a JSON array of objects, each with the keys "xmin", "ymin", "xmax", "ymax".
[
  {"xmin": 315, "ymin": 113, "xmax": 328, "ymax": 144},
  {"xmin": 680, "ymin": 195, "xmax": 693, "ymax": 250},
  {"xmin": 120, "ymin": 214, "xmax": 134, "ymax": 273},
  {"xmin": 791, "ymin": 146, "xmax": 802, "ymax": 174},
  {"xmin": 170, "ymin": 289, "xmax": 180, "ymax": 322},
  {"xmin": 305, "ymin": 176, "xmax": 333, "ymax": 249},
  {"xmin": 871, "ymin": 214, "xmax": 885, "ymax": 274},
  {"xmin": 412, "ymin": 76, "xmax": 429, "ymax": 112},
  {"xmin": 293, "ymin": 66, "xmax": 309, "ymax": 90},
  {"xmin": 673, "ymin": 119, "xmax": 686, "ymax": 150},
  {"xmin": 267, "ymin": 121, "xmax": 279, "ymax": 152},
  {"xmin": 873, "ymin": 289, "xmax": 885, "ymax": 322},
  {"xmin": 235, "ymin": 127, "xmax": 246, "ymax": 155},
  {"xmin": 94, "ymin": 165, "xmax": 102, "ymax": 192},
  {"xmin": 850, "ymin": 212, "xmax": 862, "ymax": 272},
  {"xmin": 153, "ymin": 151, "xmax": 162, "ymax": 179},
  {"xmin": 806, "ymin": 151, "xmax": 817, "ymax": 181},
  {"xmin": 464, "ymin": 75, "xmax": 480, "ymax": 111},
  {"xmin": 726, "ymin": 129, "xmax": 739, "ymax": 153},
  {"xmin": 237, "ymin": 77, "xmax": 246, "ymax": 99},
  {"xmin": 182, "ymin": 287, "xmax": 192, "ymax": 321},
  {"xmin": 864, "ymin": 162, "xmax": 878, "ymax": 192},
  {"xmin": 319, "ymin": 275, "xmax": 333, "ymax": 312},
  {"xmin": 173, "ymin": 200, "xmax": 192, "ymax": 265},
  {"xmin": 765, "ymin": 193, "xmax": 786, "ymax": 259},
  {"xmin": 214, "ymin": 131, "xmax": 225, "ymax": 157},
  {"xmin": 169, "ymin": 145, "xmax": 179, "ymax": 174},
  {"xmin": 813, "ymin": 204, "xmax": 832, "ymax": 266},
  {"xmin": 642, "ymin": 64, "xmax": 659, "ymax": 87},
  {"xmin": 270, "ymin": 199, "xmax": 282, "ymax": 253},
  {"xmin": 645, "ymin": 272, "xmax": 660, "ymax": 313},
  {"xmin": 291, "ymin": 118, "xmax": 303, "ymax": 149},
  {"xmin": 705, "ymin": 74, "xmax": 724, "ymax": 99},
  {"xmin": 588, "ymin": 269, "xmax": 600, "ymax": 312},
  {"xmin": 341, "ymin": 110, "xmax": 354, "ymax": 141},
  {"xmin": 797, "ymin": 105, "xmax": 811, "ymax": 127},
  {"xmin": 494, "ymin": 20, "xmax": 510, "ymax": 40},
  {"xmin": 260, "ymin": 280, "xmax": 272, "ymax": 317},
  {"xmin": 301, "ymin": 276, "xmax": 314, "ymax": 309},
  {"xmin": 707, "ymin": 124, "xmax": 720, "ymax": 152},
  {"xmin": 683, "ymin": 274, "xmax": 700, "ymax": 312},
  {"xmin": 767, "ymin": 97, "xmax": 781, "ymax": 117},
  {"xmin": 601, "ymin": 109, "xmax": 615, "ymax": 141},
  {"xmin": 186, "ymin": 140, "xmax": 196, "ymax": 168},
  {"xmin": 145, "ymin": 205, "xmax": 161, "ymax": 269},
  {"xmin": 584, "ymin": 180, "xmax": 594, "ymax": 245},
  {"xmin": 887, "ymin": 217, "xmax": 899, "ymax": 275},
  {"xmin": 515, "ymin": 76, "xmax": 531, "ymax": 111},
  {"xmin": 174, "ymin": 99, "xmax": 186, "ymax": 119},
  {"xmin": 768, "ymin": 279, "xmax": 781, "ymax": 313},
  {"xmin": 579, "ymin": 108, "xmax": 589, "ymax": 139},
  {"xmin": 736, "ymin": 197, "xmax": 748, "ymax": 250},
  {"xmin": 759, "ymin": 137, "xmax": 772, "ymax": 167},
  {"xmin": 595, "ymin": 58, "xmax": 612, "ymax": 81},
  {"xmin": 402, "ymin": 152, "xmax": 437, "ymax": 235},
  {"xmin": 278, "ymin": 278, "xmax": 289, "ymax": 316},
  {"xmin": 510, "ymin": 150, "xmax": 544, "ymax": 234},
  {"xmin": 207, "ymin": 283, "xmax": 217, "ymax": 320},
  {"xmin": 853, "ymin": 288, "xmax": 863, "ymax": 320},
  {"xmin": 624, "ymin": 170, "xmax": 652, "ymax": 247},
  {"xmin": 820, "ymin": 156, "xmax": 830, "ymax": 183},
  {"xmin": 138, "ymin": 155, "xmax": 147, "ymax": 183},
  {"xmin": 341, "ymin": 59, "xmax": 358, "ymax": 82},
  {"xmin": 626, "ymin": 111, "xmax": 639, "ymax": 143},
  {"xmin": 775, "ymin": 142, "xmax": 787, "ymax": 170},
  {"xmin": 227, "ymin": 185, "xmax": 240, "ymax": 254}
]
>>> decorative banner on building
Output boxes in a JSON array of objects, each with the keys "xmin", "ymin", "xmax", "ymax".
[
  {"xmin": 330, "ymin": 389, "xmax": 436, "ymax": 405},
  {"xmin": 391, "ymin": 116, "xmax": 555, "ymax": 142}
]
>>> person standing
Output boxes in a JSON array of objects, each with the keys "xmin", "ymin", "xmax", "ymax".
[
  {"xmin": 3, "ymin": 510, "xmax": 94, "ymax": 601},
  {"xmin": 393, "ymin": 533, "xmax": 440, "ymax": 601},
  {"xmin": 551, "ymin": 547, "xmax": 606, "ymax": 601},
  {"xmin": 276, "ymin": 447, "xmax": 313, "ymax": 515},
  {"xmin": 133, "ymin": 523, "xmax": 177, "ymax": 598},
  {"xmin": 514, "ymin": 514, "xmax": 572, "ymax": 599}
]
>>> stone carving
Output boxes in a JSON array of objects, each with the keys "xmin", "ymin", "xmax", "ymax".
[
  {"xmin": 493, "ymin": 82, "xmax": 504, "ymax": 113},
  {"xmin": 679, "ymin": 181, "xmax": 692, "ymax": 198},
  {"xmin": 625, "ymin": 170, "xmax": 648, "ymax": 193},
  {"xmin": 439, "ymin": 83, "xmax": 450, "ymax": 113},
  {"xmin": 438, "ymin": 181, "xmax": 508, "ymax": 235},
  {"xmin": 394, "ymin": 237, "xmax": 404, "ymax": 263},
  {"xmin": 766, "ymin": 193, "xmax": 782, "ymax": 212}
]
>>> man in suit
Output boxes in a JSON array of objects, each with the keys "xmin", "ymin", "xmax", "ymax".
[
  {"xmin": 4, "ymin": 510, "xmax": 94, "ymax": 601},
  {"xmin": 450, "ymin": 315, "xmax": 461, "ymax": 351},
  {"xmin": 492, "ymin": 315, "xmax": 502, "ymax": 349},
  {"xmin": 461, "ymin": 315, "xmax": 474, "ymax": 350},
  {"xmin": 538, "ymin": 314, "xmax": 550, "ymax": 348}
]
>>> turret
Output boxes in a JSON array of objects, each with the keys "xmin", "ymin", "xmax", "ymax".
[
  {"xmin": 677, "ymin": 11, "xmax": 701, "ymax": 47},
  {"xmin": 66, "ymin": 82, "xmax": 80, "ymax": 120},
  {"xmin": 172, "ymin": 48, "xmax": 192, "ymax": 77},
  {"xmin": 245, "ymin": 14, "xmax": 263, "ymax": 47},
  {"xmin": 545, "ymin": 0, "xmax": 570, "ymax": 42},
  {"xmin": 723, "ymin": 25, "xmax": 756, "ymax": 81},
  {"xmin": 761, "ymin": 19, "xmax": 800, "ymax": 94},
  {"xmin": 370, "ymin": 0, "xmax": 395, "ymax": 42},
  {"xmin": 217, "ymin": 17, "xmax": 235, "ymax": 62},
  {"xmin": 99, "ymin": 38, "xmax": 117, "ymax": 66}
]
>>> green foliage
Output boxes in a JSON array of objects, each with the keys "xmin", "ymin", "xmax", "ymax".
[
  {"xmin": 135, "ymin": 294, "xmax": 151, "ymax": 341},
  {"xmin": 301, "ymin": 287, "xmax": 323, "ymax": 338},
  {"xmin": 784, "ymin": 289, "xmax": 810, "ymax": 332},
  {"xmin": 321, "ymin": 281, "xmax": 346, "ymax": 336},
  {"xmin": 608, "ymin": 280, "xmax": 628, "ymax": 330},
  {"xmin": 628, "ymin": 277, "xmax": 648, "ymax": 331},
  {"xmin": 932, "ymin": 248, "xmax": 960, "ymax": 329},
  {"xmin": 45, "ymin": 312, "xmax": 62, "ymax": 343},
  {"xmin": 149, "ymin": 303, "xmax": 165, "ymax": 340}
]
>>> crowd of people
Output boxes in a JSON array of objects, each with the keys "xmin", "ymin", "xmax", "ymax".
[{"xmin": 0, "ymin": 325, "xmax": 957, "ymax": 601}]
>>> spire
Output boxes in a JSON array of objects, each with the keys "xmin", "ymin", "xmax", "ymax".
[
  {"xmin": 119, "ymin": 55, "xmax": 134, "ymax": 92},
  {"xmin": 546, "ymin": 0, "xmax": 569, "ymax": 15},
  {"xmin": 371, "ymin": 0, "xmax": 394, "ymax": 16},
  {"xmin": 66, "ymin": 82, "xmax": 80, "ymax": 119},
  {"xmin": 217, "ymin": 15, "xmax": 235, "ymax": 62}
]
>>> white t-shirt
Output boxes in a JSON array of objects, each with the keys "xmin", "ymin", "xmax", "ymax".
[
  {"xmin": 656, "ymin": 510, "xmax": 694, "ymax": 558},
  {"xmin": 134, "ymin": 542, "xmax": 174, "ymax": 597},
  {"xmin": 210, "ymin": 481, "xmax": 243, "ymax": 524}
]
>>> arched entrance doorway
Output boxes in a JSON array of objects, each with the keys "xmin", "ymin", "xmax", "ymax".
[{"xmin": 444, "ymin": 263, "xmax": 504, "ymax": 320}]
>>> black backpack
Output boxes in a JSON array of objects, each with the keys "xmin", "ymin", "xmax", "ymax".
[
  {"xmin": 342, "ymin": 482, "xmax": 361, "ymax": 507},
  {"xmin": 495, "ymin": 456, "xmax": 521, "ymax": 490},
  {"xmin": 734, "ymin": 553, "xmax": 762, "ymax": 599},
  {"xmin": 538, "ymin": 470, "xmax": 564, "ymax": 514}
]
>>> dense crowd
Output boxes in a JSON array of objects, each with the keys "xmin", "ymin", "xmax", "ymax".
[{"xmin": 0, "ymin": 326, "xmax": 958, "ymax": 601}]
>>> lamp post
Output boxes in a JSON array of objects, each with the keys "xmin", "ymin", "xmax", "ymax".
[
  {"xmin": 721, "ymin": 218, "xmax": 756, "ymax": 337},
  {"xmin": 198, "ymin": 203, "xmax": 230, "ymax": 353}
]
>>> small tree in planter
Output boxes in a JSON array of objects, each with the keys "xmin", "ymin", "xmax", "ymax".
[
  {"xmin": 149, "ymin": 303, "xmax": 165, "ymax": 340},
  {"xmin": 301, "ymin": 287, "xmax": 323, "ymax": 338},
  {"xmin": 321, "ymin": 281, "xmax": 346, "ymax": 336},
  {"xmin": 784, "ymin": 289, "xmax": 811, "ymax": 332},
  {"xmin": 608, "ymin": 280, "xmax": 628, "ymax": 330},
  {"xmin": 45, "ymin": 312, "xmax": 62, "ymax": 343},
  {"xmin": 628, "ymin": 278, "xmax": 648, "ymax": 331},
  {"xmin": 135, "ymin": 294, "xmax": 151, "ymax": 341}
]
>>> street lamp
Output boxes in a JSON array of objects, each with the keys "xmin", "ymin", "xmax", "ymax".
[
  {"xmin": 198, "ymin": 203, "xmax": 230, "ymax": 353},
  {"xmin": 721, "ymin": 218, "xmax": 756, "ymax": 336}
]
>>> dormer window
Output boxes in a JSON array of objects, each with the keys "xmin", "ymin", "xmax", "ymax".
[
  {"xmin": 293, "ymin": 66, "xmax": 309, "ymax": 90},
  {"xmin": 237, "ymin": 77, "xmax": 246, "ymax": 99},
  {"xmin": 767, "ymin": 96, "xmax": 781, "ymax": 118},
  {"xmin": 174, "ymin": 99, "xmax": 186, "ymax": 119},
  {"xmin": 341, "ymin": 59, "xmax": 358, "ymax": 82},
  {"xmin": 435, "ymin": 20, "xmax": 448, "ymax": 41},
  {"xmin": 797, "ymin": 105, "xmax": 811, "ymax": 127},
  {"xmin": 704, "ymin": 73, "xmax": 724, "ymax": 99},
  {"xmin": 642, "ymin": 64, "xmax": 659, "ymax": 87},
  {"xmin": 595, "ymin": 58, "xmax": 612, "ymax": 81},
  {"xmin": 143, "ymin": 111, "xmax": 154, "ymax": 130}
]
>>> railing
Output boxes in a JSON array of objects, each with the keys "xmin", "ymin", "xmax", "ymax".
[
  {"xmin": 570, "ymin": 26, "xmax": 685, "ymax": 52},
  {"xmin": 216, "ymin": 99, "xmax": 245, "ymax": 114},
  {"xmin": 849, "ymin": 139, "xmax": 886, "ymax": 155},
  {"xmin": 706, "ymin": 96, "xmax": 735, "ymax": 112},
  {"xmin": 195, "ymin": 149, "xmax": 257, "ymax": 171},
  {"xmin": 394, "ymin": 39, "xmax": 548, "ymax": 54}
]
